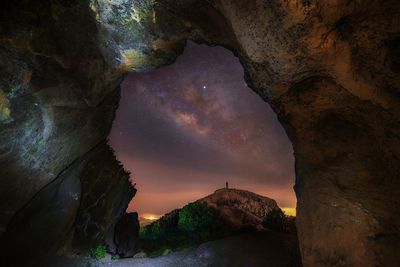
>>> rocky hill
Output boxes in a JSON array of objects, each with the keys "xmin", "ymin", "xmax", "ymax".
[
  {"xmin": 196, "ymin": 188, "xmax": 279, "ymax": 229},
  {"xmin": 138, "ymin": 188, "xmax": 284, "ymax": 255},
  {"xmin": 144, "ymin": 188, "xmax": 280, "ymax": 234}
]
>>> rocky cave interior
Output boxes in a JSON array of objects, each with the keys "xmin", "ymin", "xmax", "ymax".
[{"xmin": 0, "ymin": 0, "xmax": 399, "ymax": 267}]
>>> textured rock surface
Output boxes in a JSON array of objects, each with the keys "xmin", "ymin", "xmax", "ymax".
[
  {"xmin": 0, "ymin": 0, "xmax": 121, "ymax": 234},
  {"xmin": 1, "ymin": 141, "xmax": 134, "ymax": 266},
  {"xmin": 0, "ymin": 0, "xmax": 399, "ymax": 266},
  {"xmin": 198, "ymin": 188, "xmax": 279, "ymax": 228},
  {"xmin": 114, "ymin": 212, "xmax": 140, "ymax": 258},
  {"xmin": 71, "ymin": 142, "xmax": 135, "ymax": 253},
  {"xmin": 1, "ymin": 157, "xmax": 84, "ymax": 267}
]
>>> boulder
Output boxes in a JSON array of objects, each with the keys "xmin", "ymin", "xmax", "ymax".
[
  {"xmin": 71, "ymin": 143, "xmax": 136, "ymax": 253},
  {"xmin": 114, "ymin": 212, "xmax": 140, "ymax": 258}
]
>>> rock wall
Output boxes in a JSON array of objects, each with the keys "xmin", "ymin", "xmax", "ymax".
[
  {"xmin": 1, "ymin": 141, "xmax": 134, "ymax": 266},
  {"xmin": 0, "ymin": 0, "xmax": 120, "ymax": 234},
  {"xmin": 71, "ymin": 142, "xmax": 136, "ymax": 253},
  {"xmin": 276, "ymin": 77, "xmax": 400, "ymax": 266},
  {"xmin": 1, "ymin": 153, "xmax": 84, "ymax": 266},
  {"xmin": 0, "ymin": 0, "xmax": 399, "ymax": 266}
]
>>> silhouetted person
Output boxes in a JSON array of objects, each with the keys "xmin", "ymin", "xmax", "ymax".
[{"xmin": 226, "ymin": 181, "xmax": 229, "ymax": 189}]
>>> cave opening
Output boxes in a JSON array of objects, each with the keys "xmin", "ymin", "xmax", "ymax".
[
  {"xmin": 1, "ymin": 1, "xmax": 398, "ymax": 266},
  {"xmin": 108, "ymin": 41, "xmax": 298, "ymax": 261}
]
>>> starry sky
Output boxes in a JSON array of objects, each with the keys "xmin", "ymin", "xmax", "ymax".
[{"xmin": 109, "ymin": 42, "xmax": 295, "ymax": 217}]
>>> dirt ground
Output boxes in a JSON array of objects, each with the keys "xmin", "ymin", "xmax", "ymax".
[{"xmin": 50, "ymin": 230, "xmax": 301, "ymax": 267}]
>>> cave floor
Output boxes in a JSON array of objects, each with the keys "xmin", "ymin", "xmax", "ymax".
[{"xmin": 51, "ymin": 231, "xmax": 300, "ymax": 267}]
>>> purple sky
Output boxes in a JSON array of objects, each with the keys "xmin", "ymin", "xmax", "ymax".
[{"xmin": 109, "ymin": 42, "xmax": 295, "ymax": 217}]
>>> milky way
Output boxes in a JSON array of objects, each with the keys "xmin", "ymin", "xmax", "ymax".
[{"xmin": 109, "ymin": 42, "xmax": 295, "ymax": 216}]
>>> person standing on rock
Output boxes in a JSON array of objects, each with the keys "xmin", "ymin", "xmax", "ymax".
[{"xmin": 226, "ymin": 181, "xmax": 229, "ymax": 189}]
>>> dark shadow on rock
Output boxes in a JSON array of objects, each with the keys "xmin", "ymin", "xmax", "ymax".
[
  {"xmin": 1, "ymin": 159, "xmax": 84, "ymax": 267},
  {"xmin": 114, "ymin": 212, "xmax": 140, "ymax": 258},
  {"xmin": 71, "ymin": 142, "xmax": 135, "ymax": 254},
  {"xmin": 0, "ymin": 142, "xmax": 135, "ymax": 267}
]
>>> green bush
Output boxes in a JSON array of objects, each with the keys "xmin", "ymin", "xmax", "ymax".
[
  {"xmin": 89, "ymin": 244, "xmax": 107, "ymax": 259},
  {"xmin": 111, "ymin": 254, "xmax": 120, "ymax": 260},
  {"xmin": 139, "ymin": 222, "xmax": 166, "ymax": 241},
  {"xmin": 139, "ymin": 202, "xmax": 223, "ymax": 255},
  {"xmin": 178, "ymin": 202, "xmax": 220, "ymax": 232}
]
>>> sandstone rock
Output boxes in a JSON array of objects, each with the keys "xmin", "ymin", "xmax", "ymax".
[{"xmin": 114, "ymin": 212, "xmax": 140, "ymax": 258}]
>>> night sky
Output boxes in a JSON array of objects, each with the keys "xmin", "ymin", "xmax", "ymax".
[{"xmin": 109, "ymin": 42, "xmax": 295, "ymax": 218}]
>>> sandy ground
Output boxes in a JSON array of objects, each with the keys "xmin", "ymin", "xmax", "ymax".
[{"xmin": 50, "ymin": 231, "xmax": 300, "ymax": 267}]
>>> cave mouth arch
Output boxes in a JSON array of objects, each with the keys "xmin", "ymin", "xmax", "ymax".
[
  {"xmin": 107, "ymin": 41, "xmax": 297, "ymax": 259},
  {"xmin": 2, "ymin": 1, "xmax": 397, "ymax": 266}
]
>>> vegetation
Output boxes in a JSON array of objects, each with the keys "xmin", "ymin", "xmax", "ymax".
[
  {"xmin": 89, "ymin": 244, "xmax": 107, "ymax": 259},
  {"xmin": 111, "ymin": 254, "xmax": 120, "ymax": 260},
  {"xmin": 139, "ymin": 204, "xmax": 298, "ymax": 257},
  {"xmin": 178, "ymin": 202, "xmax": 221, "ymax": 233},
  {"xmin": 139, "ymin": 202, "xmax": 225, "ymax": 255},
  {"xmin": 263, "ymin": 208, "xmax": 297, "ymax": 235},
  {"xmin": 139, "ymin": 221, "xmax": 167, "ymax": 241}
]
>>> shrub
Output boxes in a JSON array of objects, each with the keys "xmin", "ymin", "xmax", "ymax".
[
  {"xmin": 178, "ymin": 202, "xmax": 220, "ymax": 232},
  {"xmin": 263, "ymin": 208, "xmax": 297, "ymax": 234},
  {"xmin": 89, "ymin": 244, "xmax": 107, "ymax": 259},
  {"xmin": 139, "ymin": 222, "xmax": 166, "ymax": 241},
  {"xmin": 111, "ymin": 254, "xmax": 120, "ymax": 260},
  {"xmin": 263, "ymin": 208, "xmax": 286, "ymax": 232},
  {"xmin": 138, "ymin": 202, "xmax": 223, "ymax": 254}
]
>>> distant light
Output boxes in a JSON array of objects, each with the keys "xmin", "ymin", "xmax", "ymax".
[
  {"xmin": 282, "ymin": 207, "xmax": 296, "ymax": 217},
  {"xmin": 202, "ymin": 85, "xmax": 207, "ymax": 89},
  {"xmin": 142, "ymin": 213, "xmax": 160, "ymax": 221}
]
